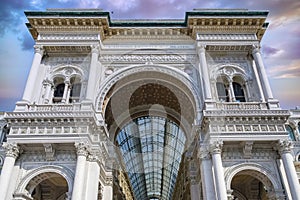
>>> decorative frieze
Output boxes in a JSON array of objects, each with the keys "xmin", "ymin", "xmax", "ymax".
[
  {"xmin": 209, "ymin": 124, "xmax": 285, "ymax": 134},
  {"xmin": 20, "ymin": 150, "xmax": 77, "ymax": 162},
  {"xmin": 99, "ymin": 54, "xmax": 196, "ymax": 63},
  {"xmin": 8, "ymin": 125, "xmax": 89, "ymax": 135},
  {"xmin": 44, "ymin": 56, "xmax": 91, "ymax": 66}
]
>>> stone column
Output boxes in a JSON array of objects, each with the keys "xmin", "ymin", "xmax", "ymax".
[
  {"xmin": 277, "ymin": 140, "xmax": 300, "ymax": 200},
  {"xmin": 86, "ymin": 45, "xmax": 99, "ymax": 101},
  {"xmin": 102, "ymin": 172, "xmax": 113, "ymax": 200},
  {"xmin": 61, "ymin": 81, "xmax": 70, "ymax": 103},
  {"xmin": 199, "ymin": 146, "xmax": 216, "ymax": 200},
  {"xmin": 43, "ymin": 80, "xmax": 52, "ymax": 104},
  {"xmin": 72, "ymin": 142, "xmax": 89, "ymax": 200},
  {"xmin": 22, "ymin": 45, "xmax": 44, "ymax": 102},
  {"xmin": 0, "ymin": 143, "xmax": 19, "ymax": 199},
  {"xmin": 252, "ymin": 45, "xmax": 273, "ymax": 100},
  {"xmin": 85, "ymin": 154, "xmax": 100, "ymax": 200},
  {"xmin": 210, "ymin": 140, "xmax": 227, "ymax": 200},
  {"xmin": 197, "ymin": 44, "xmax": 212, "ymax": 100},
  {"xmin": 228, "ymin": 81, "xmax": 236, "ymax": 102},
  {"xmin": 250, "ymin": 58, "xmax": 265, "ymax": 102}
]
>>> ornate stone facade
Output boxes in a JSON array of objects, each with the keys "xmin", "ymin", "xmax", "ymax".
[{"xmin": 0, "ymin": 8, "xmax": 300, "ymax": 200}]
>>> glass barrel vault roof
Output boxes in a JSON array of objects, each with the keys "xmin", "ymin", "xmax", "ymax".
[{"xmin": 116, "ymin": 116, "xmax": 186, "ymax": 200}]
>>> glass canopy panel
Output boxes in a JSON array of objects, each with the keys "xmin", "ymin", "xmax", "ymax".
[{"xmin": 116, "ymin": 116, "xmax": 186, "ymax": 200}]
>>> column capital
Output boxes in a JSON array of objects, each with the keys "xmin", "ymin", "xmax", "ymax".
[
  {"xmin": 74, "ymin": 142, "xmax": 89, "ymax": 157},
  {"xmin": 87, "ymin": 154, "xmax": 101, "ymax": 164},
  {"xmin": 251, "ymin": 44, "xmax": 261, "ymax": 54},
  {"xmin": 91, "ymin": 44, "xmax": 100, "ymax": 54},
  {"xmin": 276, "ymin": 139, "xmax": 293, "ymax": 154},
  {"xmin": 198, "ymin": 145, "xmax": 211, "ymax": 160},
  {"xmin": 3, "ymin": 142, "xmax": 20, "ymax": 159},
  {"xmin": 210, "ymin": 140, "xmax": 223, "ymax": 154},
  {"xmin": 197, "ymin": 43, "xmax": 207, "ymax": 53},
  {"xmin": 33, "ymin": 45, "xmax": 44, "ymax": 55},
  {"xmin": 42, "ymin": 78, "xmax": 53, "ymax": 85}
]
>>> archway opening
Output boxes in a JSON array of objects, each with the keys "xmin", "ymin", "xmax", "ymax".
[
  {"xmin": 231, "ymin": 170, "xmax": 274, "ymax": 200},
  {"xmin": 26, "ymin": 172, "xmax": 68, "ymax": 200},
  {"xmin": 102, "ymin": 70, "xmax": 197, "ymax": 199}
]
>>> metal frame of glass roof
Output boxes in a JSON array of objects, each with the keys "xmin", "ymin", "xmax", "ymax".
[{"xmin": 116, "ymin": 116, "xmax": 186, "ymax": 200}]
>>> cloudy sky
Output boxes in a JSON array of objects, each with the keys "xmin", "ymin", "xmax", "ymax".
[{"xmin": 0, "ymin": 0, "xmax": 299, "ymax": 111}]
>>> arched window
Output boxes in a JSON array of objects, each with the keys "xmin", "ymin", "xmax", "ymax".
[
  {"xmin": 216, "ymin": 82, "xmax": 229, "ymax": 102},
  {"xmin": 233, "ymin": 82, "xmax": 245, "ymax": 102},
  {"xmin": 69, "ymin": 76, "xmax": 82, "ymax": 103},
  {"xmin": 285, "ymin": 125, "xmax": 296, "ymax": 141},
  {"xmin": 53, "ymin": 77, "xmax": 65, "ymax": 103},
  {"xmin": 1, "ymin": 125, "xmax": 8, "ymax": 144}
]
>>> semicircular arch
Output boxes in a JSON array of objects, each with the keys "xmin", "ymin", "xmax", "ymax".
[
  {"xmin": 211, "ymin": 64, "xmax": 248, "ymax": 81},
  {"xmin": 96, "ymin": 64, "xmax": 202, "ymax": 116},
  {"xmin": 225, "ymin": 163, "xmax": 281, "ymax": 192},
  {"xmin": 15, "ymin": 165, "xmax": 74, "ymax": 195}
]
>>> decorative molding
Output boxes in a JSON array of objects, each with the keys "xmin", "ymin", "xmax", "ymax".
[
  {"xmin": 241, "ymin": 141, "xmax": 253, "ymax": 158},
  {"xmin": 43, "ymin": 144, "xmax": 55, "ymax": 161}
]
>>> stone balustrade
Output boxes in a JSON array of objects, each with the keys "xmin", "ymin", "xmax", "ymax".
[{"xmin": 215, "ymin": 102, "xmax": 268, "ymax": 110}]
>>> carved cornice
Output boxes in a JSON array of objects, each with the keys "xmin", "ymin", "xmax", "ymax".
[{"xmin": 3, "ymin": 142, "xmax": 20, "ymax": 158}]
